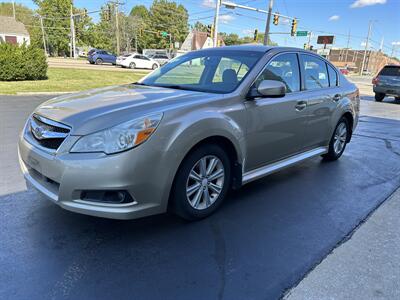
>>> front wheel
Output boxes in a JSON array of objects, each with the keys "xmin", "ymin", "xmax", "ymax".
[
  {"xmin": 95, "ymin": 58, "xmax": 103, "ymax": 65},
  {"xmin": 322, "ymin": 117, "xmax": 350, "ymax": 161},
  {"xmin": 375, "ymin": 93, "xmax": 385, "ymax": 102},
  {"xmin": 170, "ymin": 144, "xmax": 231, "ymax": 220},
  {"xmin": 152, "ymin": 64, "xmax": 158, "ymax": 70},
  {"xmin": 129, "ymin": 62, "xmax": 136, "ymax": 69}
]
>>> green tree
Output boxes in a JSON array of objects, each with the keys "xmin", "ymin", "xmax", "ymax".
[
  {"xmin": 130, "ymin": 5, "xmax": 151, "ymax": 51},
  {"xmin": 34, "ymin": 0, "xmax": 72, "ymax": 56},
  {"xmin": 149, "ymin": 0, "xmax": 189, "ymax": 49},
  {"xmin": 192, "ymin": 21, "xmax": 208, "ymax": 32}
]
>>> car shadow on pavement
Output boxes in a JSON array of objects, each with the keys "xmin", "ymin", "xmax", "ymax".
[{"xmin": 362, "ymin": 95, "xmax": 400, "ymax": 104}]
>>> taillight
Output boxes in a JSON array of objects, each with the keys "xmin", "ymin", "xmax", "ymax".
[{"xmin": 372, "ymin": 77, "xmax": 379, "ymax": 85}]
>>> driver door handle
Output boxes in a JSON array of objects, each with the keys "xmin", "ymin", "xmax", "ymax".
[{"xmin": 295, "ymin": 100, "xmax": 307, "ymax": 111}]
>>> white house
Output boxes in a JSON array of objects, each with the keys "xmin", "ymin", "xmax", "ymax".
[{"xmin": 0, "ymin": 16, "xmax": 30, "ymax": 45}]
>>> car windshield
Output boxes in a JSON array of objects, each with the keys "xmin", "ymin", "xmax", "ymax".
[
  {"xmin": 380, "ymin": 66, "xmax": 400, "ymax": 76},
  {"xmin": 140, "ymin": 50, "xmax": 264, "ymax": 93}
]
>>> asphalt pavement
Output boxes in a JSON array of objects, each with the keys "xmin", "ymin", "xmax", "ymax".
[{"xmin": 1, "ymin": 95, "xmax": 400, "ymax": 300}]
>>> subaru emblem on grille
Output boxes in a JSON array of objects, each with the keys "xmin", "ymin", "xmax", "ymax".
[{"xmin": 32, "ymin": 125, "xmax": 45, "ymax": 140}]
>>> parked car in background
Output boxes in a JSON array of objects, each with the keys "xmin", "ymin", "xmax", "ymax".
[
  {"xmin": 118, "ymin": 53, "xmax": 160, "ymax": 70},
  {"xmin": 116, "ymin": 53, "xmax": 137, "ymax": 66},
  {"xmin": 372, "ymin": 65, "xmax": 400, "ymax": 101},
  {"xmin": 339, "ymin": 67, "xmax": 349, "ymax": 75},
  {"xmin": 88, "ymin": 50, "xmax": 116, "ymax": 65},
  {"xmin": 19, "ymin": 45, "xmax": 359, "ymax": 221},
  {"xmin": 148, "ymin": 54, "xmax": 170, "ymax": 65}
]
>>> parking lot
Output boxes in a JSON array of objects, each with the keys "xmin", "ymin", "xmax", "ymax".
[{"xmin": 1, "ymin": 94, "xmax": 400, "ymax": 299}]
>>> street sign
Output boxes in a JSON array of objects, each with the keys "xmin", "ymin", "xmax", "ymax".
[
  {"xmin": 296, "ymin": 31, "xmax": 308, "ymax": 37},
  {"xmin": 317, "ymin": 35, "xmax": 335, "ymax": 45},
  {"xmin": 161, "ymin": 31, "xmax": 168, "ymax": 38}
]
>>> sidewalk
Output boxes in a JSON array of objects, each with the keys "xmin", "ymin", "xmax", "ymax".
[{"xmin": 284, "ymin": 188, "xmax": 400, "ymax": 300}]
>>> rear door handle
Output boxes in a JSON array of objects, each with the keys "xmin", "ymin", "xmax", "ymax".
[
  {"xmin": 295, "ymin": 101, "xmax": 307, "ymax": 111},
  {"xmin": 332, "ymin": 94, "xmax": 342, "ymax": 101}
]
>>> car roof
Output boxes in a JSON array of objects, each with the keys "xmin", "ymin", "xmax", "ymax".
[{"xmin": 195, "ymin": 44, "xmax": 315, "ymax": 55}]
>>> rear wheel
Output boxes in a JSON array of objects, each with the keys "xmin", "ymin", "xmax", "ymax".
[
  {"xmin": 375, "ymin": 92, "xmax": 385, "ymax": 102},
  {"xmin": 95, "ymin": 58, "xmax": 103, "ymax": 65},
  {"xmin": 322, "ymin": 117, "xmax": 349, "ymax": 161},
  {"xmin": 129, "ymin": 62, "xmax": 136, "ymax": 69},
  {"xmin": 170, "ymin": 144, "xmax": 231, "ymax": 220}
]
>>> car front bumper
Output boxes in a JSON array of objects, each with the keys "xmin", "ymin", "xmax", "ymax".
[{"xmin": 18, "ymin": 134, "xmax": 169, "ymax": 220}]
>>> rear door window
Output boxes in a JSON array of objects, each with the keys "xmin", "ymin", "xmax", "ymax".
[
  {"xmin": 380, "ymin": 66, "xmax": 400, "ymax": 76},
  {"xmin": 300, "ymin": 54, "xmax": 329, "ymax": 90}
]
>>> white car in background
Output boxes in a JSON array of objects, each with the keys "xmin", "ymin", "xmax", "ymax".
[
  {"xmin": 117, "ymin": 53, "xmax": 160, "ymax": 70},
  {"xmin": 148, "ymin": 54, "xmax": 170, "ymax": 66}
]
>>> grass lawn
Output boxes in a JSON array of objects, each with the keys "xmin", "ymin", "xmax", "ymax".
[{"xmin": 0, "ymin": 68, "xmax": 146, "ymax": 95}]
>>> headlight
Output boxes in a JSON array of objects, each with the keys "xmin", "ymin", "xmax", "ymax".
[{"xmin": 70, "ymin": 114, "xmax": 163, "ymax": 154}]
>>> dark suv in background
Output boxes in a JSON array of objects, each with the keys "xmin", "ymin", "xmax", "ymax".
[
  {"xmin": 373, "ymin": 65, "xmax": 400, "ymax": 101},
  {"xmin": 88, "ymin": 49, "xmax": 117, "ymax": 65}
]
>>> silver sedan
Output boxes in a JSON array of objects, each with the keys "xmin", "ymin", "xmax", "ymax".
[{"xmin": 18, "ymin": 45, "xmax": 359, "ymax": 220}]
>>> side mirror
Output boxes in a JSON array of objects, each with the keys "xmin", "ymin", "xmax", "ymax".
[{"xmin": 248, "ymin": 80, "xmax": 286, "ymax": 99}]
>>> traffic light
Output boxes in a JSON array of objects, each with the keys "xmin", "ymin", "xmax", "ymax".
[
  {"xmin": 273, "ymin": 13, "xmax": 279, "ymax": 25},
  {"xmin": 83, "ymin": 8, "xmax": 87, "ymax": 18},
  {"xmin": 207, "ymin": 25, "xmax": 212, "ymax": 37},
  {"xmin": 303, "ymin": 43, "xmax": 307, "ymax": 49},
  {"xmin": 104, "ymin": 4, "xmax": 111, "ymax": 21},
  {"xmin": 253, "ymin": 29, "xmax": 258, "ymax": 42},
  {"xmin": 291, "ymin": 19, "xmax": 297, "ymax": 36}
]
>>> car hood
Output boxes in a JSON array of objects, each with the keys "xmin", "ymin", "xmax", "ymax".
[{"xmin": 35, "ymin": 84, "xmax": 219, "ymax": 135}]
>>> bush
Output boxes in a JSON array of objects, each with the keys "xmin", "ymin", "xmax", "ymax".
[{"xmin": 0, "ymin": 43, "xmax": 48, "ymax": 81}]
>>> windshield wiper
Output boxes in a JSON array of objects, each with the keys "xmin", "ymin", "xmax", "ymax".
[
  {"xmin": 154, "ymin": 84, "xmax": 199, "ymax": 91},
  {"xmin": 132, "ymin": 82, "xmax": 149, "ymax": 86}
]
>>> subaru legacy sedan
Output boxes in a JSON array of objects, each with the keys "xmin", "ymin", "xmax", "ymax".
[{"xmin": 19, "ymin": 46, "xmax": 359, "ymax": 220}]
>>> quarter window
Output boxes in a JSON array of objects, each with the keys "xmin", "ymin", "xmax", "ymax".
[
  {"xmin": 301, "ymin": 54, "xmax": 329, "ymax": 90},
  {"xmin": 255, "ymin": 53, "xmax": 300, "ymax": 93},
  {"xmin": 327, "ymin": 64, "xmax": 338, "ymax": 87}
]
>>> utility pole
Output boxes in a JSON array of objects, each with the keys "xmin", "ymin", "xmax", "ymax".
[
  {"xmin": 115, "ymin": 2, "xmax": 120, "ymax": 55},
  {"xmin": 213, "ymin": 0, "xmax": 221, "ymax": 47},
  {"xmin": 379, "ymin": 37, "xmax": 384, "ymax": 52},
  {"xmin": 12, "ymin": 1, "xmax": 16, "ymax": 19},
  {"xmin": 344, "ymin": 30, "xmax": 350, "ymax": 62},
  {"xmin": 39, "ymin": 16, "xmax": 47, "ymax": 56},
  {"xmin": 70, "ymin": 5, "xmax": 76, "ymax": 59},
  {"xmin": 263, "ymin": 0, "xmax": 274, "ymax": 45},
  {"xmin": 307, "ymin": 31, "xmax": 312, "ymax": 50},
  {"xmin": 360, "ymin": 20, "xmax": 372, "ymax": 75}
]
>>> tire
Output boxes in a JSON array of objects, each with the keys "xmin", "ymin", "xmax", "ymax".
[
  {"xmin": 152, "ymin": 64, "xmax": 158, "ymax": 70},
  {"xmin": 95, "ymin": 58, "xmax": 103, "ymax": 65},
  {"xmin": 375, "ymin": 93, "xmax": 385, "ymax": 102},
  {"xmin": 322, "ymin": 117, "xmax": 350, "ymax": 161},
  {"xmin": 395, "ymin": 97, "xmax": 400, "ymax": 101},
  {"xmin": 89, "ymin": 61, "xmax": 95, "ymax": 64},
  {"xmin": 129, "ymin": 62, "xmax": 136, "ymax": 69},
  {"xmin": 170, "ymin": 144, "xmax": 232, "ymax": 221}
]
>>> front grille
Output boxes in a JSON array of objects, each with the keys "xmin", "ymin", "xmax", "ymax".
[{"xmin": 28, "ymin": 114, "xmax": 71, "ymax": 151}]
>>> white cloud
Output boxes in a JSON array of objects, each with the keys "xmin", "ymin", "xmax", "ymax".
[
  {"xmin": 329, "ymin": 15, "xmax": 340, "ymax": 21},
  {"xmin": 202, "ymin": 0, "xmax": 215, "ymax": 8},
  {"xmin": 392, "ymin": 41, "xmax": 400, "ymax": 46},
  {"xmin": 280, "ymin": 18, "xmax": 290, "ymax": 25},
  {"xmin": 219, "ymin": 14, "xmax": 235, "ymax": 24},
  {"xmin": 350, "ymin": 0, "xmax": 386, "ymax": 8},
  {"xmin": 242, "ymin": 29, "xmax": 254, "ymax": 35}
]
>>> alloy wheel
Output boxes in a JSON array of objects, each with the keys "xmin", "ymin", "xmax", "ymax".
[
  {"xmin": 186, "ymin": 155, "xmax": 225, "ymax": 210},
  {"xmin": 333, "ymin": 122, "xmax": 347, "ymax": 154}
]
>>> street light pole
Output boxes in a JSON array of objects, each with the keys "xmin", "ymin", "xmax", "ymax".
[
  {"xmin": 213, "ymin": 0, "xmax": 221, "ymax": 47},
  {"xmin": 360, "ymin": 20, "xmax": 372, "ymax": 75},
  {"xmin": 12, "ymin": 1, "xmax": 16, "ymax": 19},
  {"xmin": 263, "ymin": 0, "xmax": 274, "ymax": 45}
]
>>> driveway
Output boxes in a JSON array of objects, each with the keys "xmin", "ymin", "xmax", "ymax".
[{"xmin": 1, "ymin": 95, "xmax": 400, "ymax": 300}]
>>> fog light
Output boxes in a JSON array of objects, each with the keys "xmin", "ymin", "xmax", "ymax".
[{"xmin": 81, "ymin": 190, "xmax": 134, "ymax": 204}]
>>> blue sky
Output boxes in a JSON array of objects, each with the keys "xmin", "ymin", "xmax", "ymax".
[{"xmin": 14, "ymin": 0, "xmax": 400, "ymax": 58}]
